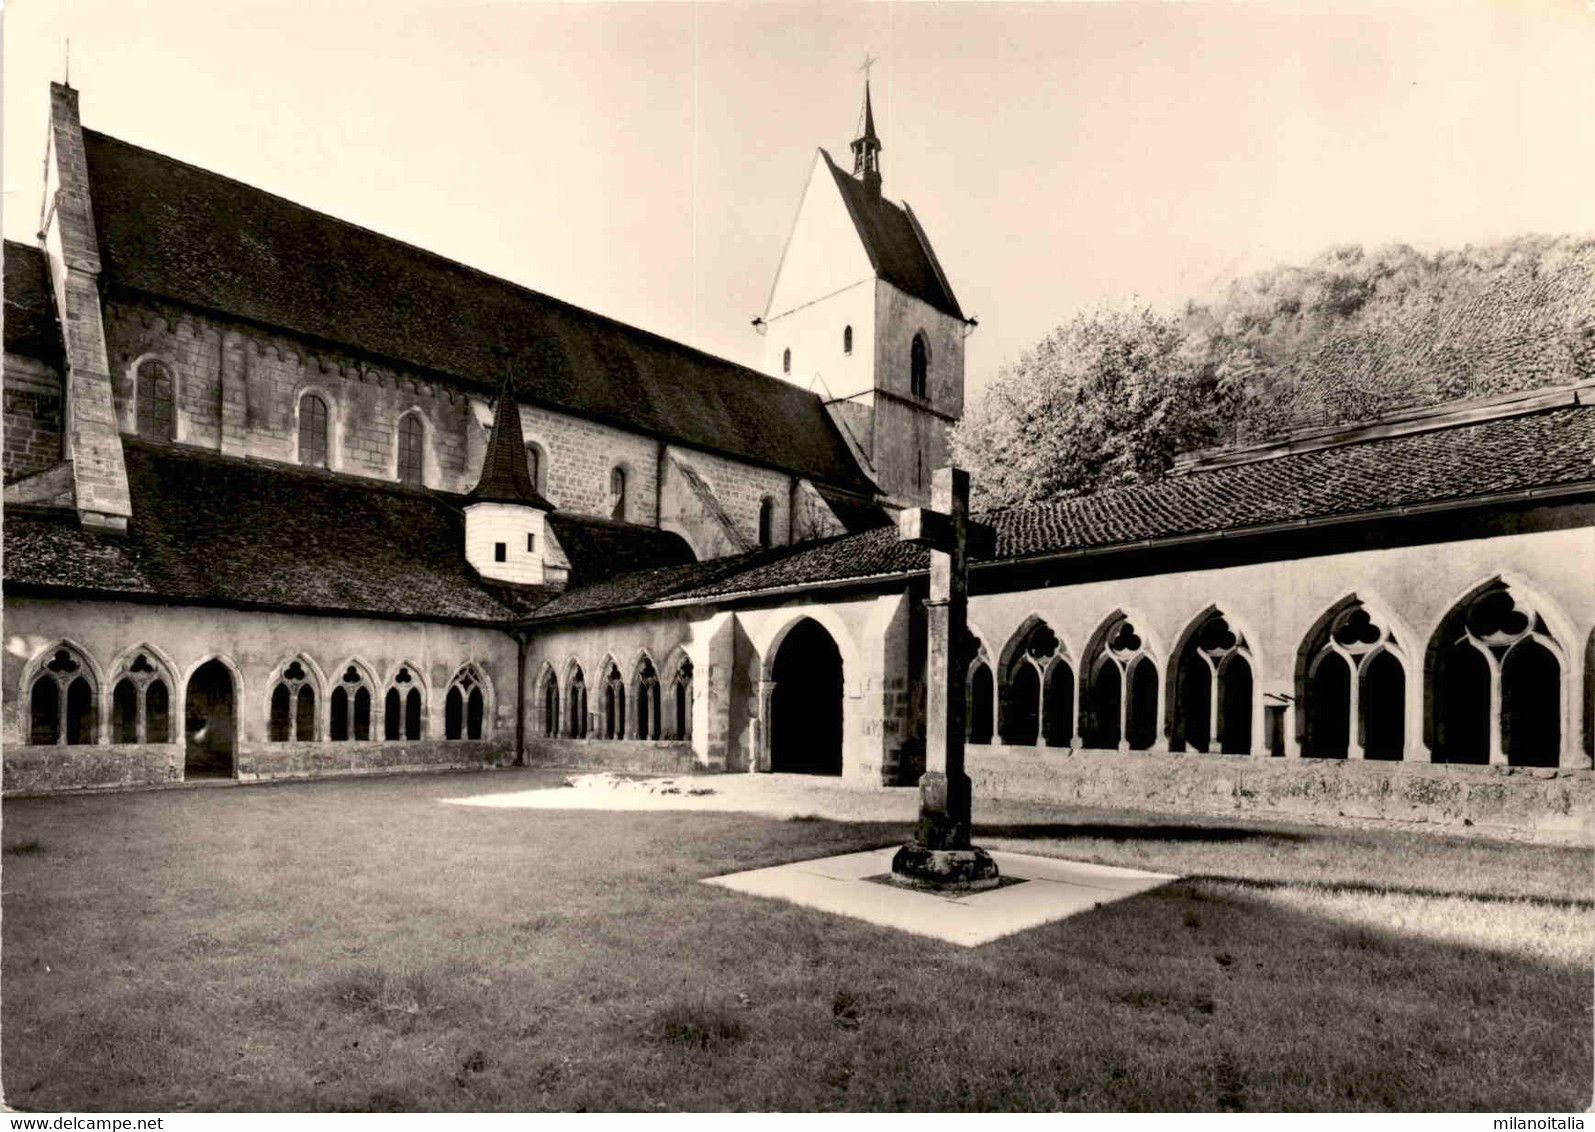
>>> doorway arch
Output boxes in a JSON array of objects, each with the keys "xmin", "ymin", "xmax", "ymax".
[
  {"xmin": 770, "ymin": 617, "xmax": 844, "ymax": 775},
  {"xmin": 185, "ymin": 658, "xmax": 237, "ymax": 778}
]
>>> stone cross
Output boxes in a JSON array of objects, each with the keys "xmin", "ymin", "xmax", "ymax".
[{"xmin": 891, "ymin": 466, "xmax": 1000, "ymax": 889}]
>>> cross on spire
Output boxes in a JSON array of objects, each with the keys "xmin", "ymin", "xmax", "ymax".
[{"xmin": 858, "ymin": 51, "xmax": 877, "ymax": 81}]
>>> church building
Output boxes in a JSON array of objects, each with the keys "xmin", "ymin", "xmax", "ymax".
[{"xmin": 4, "ymin": 81, "xmax": 1591, "ymax": 837}]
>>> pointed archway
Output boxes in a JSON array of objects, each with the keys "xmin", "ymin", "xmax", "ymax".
[
  {"xmin": 770, "ymin": 618, "xmax": 844, "ymax": 775},
  {"xmin": 185, "ymin": 659, "xmax": 237, "ymax": 778}
]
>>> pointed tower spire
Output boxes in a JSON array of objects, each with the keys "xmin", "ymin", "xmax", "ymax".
[
  {"xmin": 470, "ymin": 368, "xmax": 547, "ymax": 506},
  {"xmin": 850, "ymin": 73, "xmax": 882, "ymax": 197}
]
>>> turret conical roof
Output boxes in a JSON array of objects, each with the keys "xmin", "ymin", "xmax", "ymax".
[{"xmin": 470, "ymin": 371, "xmax": 554, "ymax": 508}]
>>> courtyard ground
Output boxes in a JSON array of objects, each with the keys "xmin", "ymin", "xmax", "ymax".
[{"xmin": 1, "ymin": 767, "xmax": 1590, "ymax": 1112}]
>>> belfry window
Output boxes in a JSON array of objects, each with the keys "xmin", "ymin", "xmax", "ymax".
[
  {"xmin": 136, "ymin": 359, "xmax": 175, "ymax": 440},
  {"xmin": 397, "ymin": 414, "xmax": 424, "ymax": 487},
  {"xmin": 843, "ymin": 326, "xmax": 853, "ymax": 355},
  {"xmin": 29, "ymin": 645, "xmax": 98, "ymax": 746},
  {"xmin": 299, "ymin": 394, "xmax": 329, "ymax": 468},
  {"xmin": 910, "ymin": 333, "xmax": 929, "ymax": 398},
  {"xmin": 782, "ymin": 348, "xmax": 791, "ymax": 375}
]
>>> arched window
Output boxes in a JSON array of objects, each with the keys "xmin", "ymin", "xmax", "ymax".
[
  {"xmin": 445, "ymin": 665, "xmax": 486, "ymax": 741},
  {"xmin": 1172, "ymin": 611, "xmax": 1254, "ymax": 755},
  {"xmin": 757, "ymin": 497, "xmax": 774, "ymax": 549},
  {"xmin": 968, "ymin": 659, "xmax": 995, "ymax": 744},
  {"xmin": 525, "ymin": 444, "xmax": 541, "ymax": 494},
  {"xmin": 568, "ymin": 666, "xmax": 588, "ymax": 739},
  {"xmin": 1431, "ymin": 583, "xmax": 1564, "ymax": 767},
  {"xmin": 110, "ymin": 651, "xmax": 172, "ymax": 745},
  {"xmin": 609, "ymin": 467, "xmax": 627, "ymax": 521},
  {"xmin": 397, "ymin": 414, "xmax": 425, "ymax": 487},
  {"xmin": 1300, "ymin": 601, "xmax": 1407, "ymax": 760},
  {"xmin": 136, "ymin": 359, "xmax": 175, "ymax": 440},
  {"xmin": 541, "ymin": 670, "xmax": 560, "ymax": 737},
  {"xmin": 999, "ymin": 619, "xmax": 1060, "ymax": 747},
  {"xmin": 1083, "ymin": 615, "xmax": 1160, "ymax": 751},
  {"xmin": 269, "ymin": 659, "xmax": 317, "ymax": 742},
  {"xmin": 29, "ymin": 645, "xmax": 97, "ymax": 747},
  {"xmin": 669, "ymin": 658, "xmax": 694, "ymax": 740},
  {"xmin": 635, "ymin": 658, "xmax": 661, "ymax": 740},
  {"xmin": 330, "ymin": 665, "xmax": 372, "ymax": 742},
  {"xmin": 910, "ymin": 333, "xmax": 929, "ymax": 398},
  {"xmin": 1043, "ymin": 659, "xmax": 1075, "ymax": 749},
  {"xmin": 843, "ymin": 326, "xmax": 853, "ymax": 355},
  {"xmin": 782, "ymin": 347, "xmax": 791, "ymax": 375},
  {"xmin": 603, "ymin": 664, "xmax": 626, "ymax": 740},
  {"xmin": 299, "ymin": 393, "xmax": 329, "ymax": 468}
]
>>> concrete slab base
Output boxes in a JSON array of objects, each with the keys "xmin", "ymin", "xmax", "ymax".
[{"xmin": 703, "ymin": 848, "xmax": 1177, "ymax": 947}]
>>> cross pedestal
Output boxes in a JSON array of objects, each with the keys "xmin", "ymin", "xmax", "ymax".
[{"xmin": 889, "ymin": 466, "xmax": 1001, "ymax": 892}]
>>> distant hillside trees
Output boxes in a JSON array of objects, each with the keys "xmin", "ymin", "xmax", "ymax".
[{"xmin": 953, "ymin": 235, "xmax": 1595, "ymax": 510}]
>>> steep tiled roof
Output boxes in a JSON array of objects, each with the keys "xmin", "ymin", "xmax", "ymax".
[
  {"xmin": 821, "ymin": 150, "xmax": 964, "ymax": 321},
  {"xmin": 3, "ymin": 241, "xmax": 64, "ymax": 367},
  {"xmin": 471, "ymin": 374, "xmax": 554, "ymax": 508},
  {"xmin": 528, "ymin": 403, "xmax": 1595, "ymax": 618},
  {"xmin": 80, "ymin": 129, "xmax": 875, "ymax": 494},
  {"xmin": 2, "ymin": 443, "xmax": 692, "ymax": 622}
]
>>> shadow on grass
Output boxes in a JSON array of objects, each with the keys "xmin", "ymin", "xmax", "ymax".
[
  {"xmin": 972, "ymin": 821, "xmax": 1312, "ymax": 844},
  {"xmin": 1183, "ymin": 873, "xmax": 1595, "ymax": 912}
]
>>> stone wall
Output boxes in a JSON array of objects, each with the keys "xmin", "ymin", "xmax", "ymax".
[
  {"xmin": 967, "ymin": 744, "xmax": 1594, "ymax": 844},
  {"xmin": 524, "ymin": 738, "xmax": 694, "ymax": 775},
  {"xmin": 3, "ymin": 355, "xmax": 63, "ymax": 482}
]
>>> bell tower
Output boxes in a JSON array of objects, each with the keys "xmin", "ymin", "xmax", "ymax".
[{"xmin": 760, "ymin": 72, "xmax": 974, "ymax": 504}]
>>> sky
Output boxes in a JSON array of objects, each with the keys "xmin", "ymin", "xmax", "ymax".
[{"xmin": 4, "ymin": 0, "xmax": 1593, "ymax": 397}]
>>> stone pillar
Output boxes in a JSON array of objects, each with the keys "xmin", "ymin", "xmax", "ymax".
[
  {"xmin": 219, "ymin": 331, "xmax": 251, "ymax": 457},
  {"xmin": 693, "ymin": 613, "xmax": 735, "ymax": 771},
  {"xmin": 755, "ymin": 679, "xmax": 777, "ymax": 773},
  {"xmin": 43, "ymin": 83, "xmax": 131, "ymax": 531},
  {"xmin": 1487, "ymin": 662, "xmax": 1507, "ymax": 766}
]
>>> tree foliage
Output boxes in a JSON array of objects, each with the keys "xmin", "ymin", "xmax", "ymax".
[{"xmin": 954, "ymin": 235, "xmax": 1595, "ymax": 509}]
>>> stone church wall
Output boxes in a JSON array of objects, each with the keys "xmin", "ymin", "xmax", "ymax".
[
  {"xmin": 3, "ymin": 355, "xmax": 64, "ymax": 482},
  {"xmin": 2, "ymin": 597, "xmax": 517, "ymax": 795}
]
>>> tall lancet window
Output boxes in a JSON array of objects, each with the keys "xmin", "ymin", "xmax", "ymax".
[
  {"xmin": 397, "ymin": 414, "xmax": 424, "ymax": 486},
  {"xmin": 299, "ymin": 394, "xmax": 329, "ymax": 468},
  {"xmin": 609, "ymin": 466, "xmax": 627, "ymax": 521},
  {"xmin": 136, "ymin": 359, "xmax": 175, "ymax": 440},
  {"xmin": 910, "ymin": 333, "xmax": 929, "ymax": 399}
]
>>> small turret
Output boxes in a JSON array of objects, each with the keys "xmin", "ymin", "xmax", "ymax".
[
  {"xmin": 465, "ymin": 371, "xmax": 555, "ymax": 584},
  {"xmin": 850, "ymin": 80, "xmax": 882, "ymax": 198}
]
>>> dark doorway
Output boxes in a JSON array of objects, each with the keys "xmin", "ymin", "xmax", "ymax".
[
  {"xmin": 770, "ymin": 618, "xmax": 844, "ymax": 775},
  {"xmin": 1502, "ymin": 640, "xmax": 1559, "ymax": 767},
  {"xmin": 1218, "ymin": 655, "xmax": 1253, "ymax": 755},
  {"xmin": 1085, "ymin": 660, "xmax": 1122, "ymax": 749},
  {"xmin": 1126, "ymin": 657, "xmax": 1159, "ymax": 751},
  {"xmin": 185, "ymin": 659, "xmax": 236, "ymax": 778},
  {"xmin": 1362, "ymin": 651, "xmax": 1405, "ymax": 760},
  {"xmin": 1002, "ymin": 662, "xmax": 1039, "ymax": 745},
  {"xmin": 968, "ymin": 662, "xmax": 995, "ymax": 745},
  {"xmin": 1043, "ymin": 662, "xmax": 1074, "ymax": 748},
  {"xmin": 1305, "ymin": 653, "xmax": 1351, "ymax": 758},
  {"xmin": 1436, "ymin": 643, "xmax": 1490, "ymax": 764}
]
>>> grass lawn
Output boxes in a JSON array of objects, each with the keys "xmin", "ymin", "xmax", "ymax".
[{"xmin": 2, "ymin": 768, "xmax": 1590, "ymax": 1112}]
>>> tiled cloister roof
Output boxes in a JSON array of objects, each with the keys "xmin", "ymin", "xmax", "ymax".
[
  {"xmin": 529, "ymin": 402, "xmax": 1595, "ymax": 618},
  {"xmin": 2, "ymin": 443, "xmax": 686, "ymax": 623}
]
